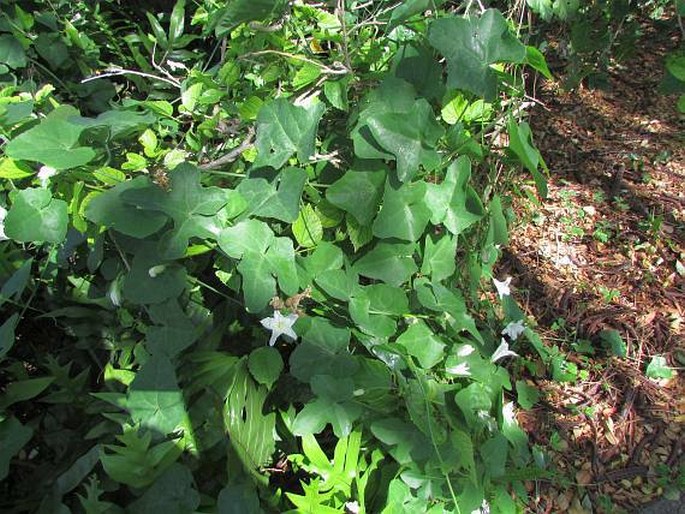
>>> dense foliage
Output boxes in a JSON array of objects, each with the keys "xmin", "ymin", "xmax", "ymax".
[{"xmin": 0, "ymin": 0, "xmax": 679, "ymax": 513}]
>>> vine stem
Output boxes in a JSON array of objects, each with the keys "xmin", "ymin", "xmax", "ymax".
[
  {"xmin": 199, "ymin": 127, "xmax": 255, "ymax": 170},
  {"xmin": 81, "ymin": 67, "xmax": 181, "ymax": 89}
]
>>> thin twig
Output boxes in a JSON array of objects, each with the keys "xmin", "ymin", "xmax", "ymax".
[
  {"xmin": 81, "ymin": 67, "xmax": 181, "ymax": 88},
  {"xmin": 239, "ymin": 50, "xmax": 349, "ymax": 75},
  {"xmin": 199, "ymin": 127, "xmax": 256, "ymax": 170}
]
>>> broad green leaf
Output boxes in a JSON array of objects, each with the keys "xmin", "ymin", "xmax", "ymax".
[
  {"xmin": 323, "ymin": 79, "xmax": 349, "ymax": 111},
  {"xmin": 516, "ymin": 380, "xmax": 540, "ymax": 409},
  {"xmin": 238, "ymin": 251, "xmax": 277, "ymax": 312},
  {"xmin": 0, "ymin": 101, "xmax": 33, "ymax": 128},
  {"xmin": 293, "ymin": 62, "xmax": 321, "ymax": 89},
  {"xmin": 354, "ymin": 242, "xmax": 417, "ymax": 286},
  {"xmin": 527, "ymin": 0, "xmax": 553, "ymax": 20},
  {"xmin": 213, "ymin": 0, "xmax": 287, "ymax": 36},
  {"xmin": 5, "ymin": 188, "xmax": 68, "ymax": 243},
  {"xmin": 326, "ymin": 161, "xmax": 387, "ymax": 225},
  {"xmin": 72, "ymin": 109, "xmax": 158, "ymax": 140},
  {"xmin": 248, "ymin": 347, "xmax": 283, "ymax": 388},
  {"xmin": 236, "ymin": 167, "xmax": 307, "ymax": 222},
  {"xmin": 428, "ymin": 9, "xmax": 526, "ymax": 99},
  {"xmin": 315, "ymin": 268, "xmax": 356, "ymax": 301},
  {"xmin": 224, "ymin": 362, "xmax": 276, "ymax": 480},
  {"xmin": 0, "ymin": 376, "xmax": 55, "ymax": 410},
  {"xmin": 253, "ymin": 98, "xmax": 325, "ymax": 169},
  {"xmin": 366, "ymin": 100, "xmax": 443, "ymax": 182},
  {"xmin": 146, "ymin": 300, "xmax": 198, "ymax": 358},
  {"xmin": 293, "ymin": 396, "xmax": 362, "ymax": 438},
  {"xmin": 0, "ymin": 258, "xmax": 33, "ymax": 309},
  {"xmin": 455, "ymin": 382, "xmax": 494, "ymax": 427},
  {"xmin": 127, "ymin": 355, "xmax": 190, "ymax": 436},
  {"xmin": 486, "ymin": 195, "xmax": 509, "ymax": 246},
  {"xmin": 129, "ymin": 464, "xmax": 200, "ymax": 514},
  {"xmin": 5, "ymin": 106, "xmax": 96, "ymax": 169},
  {"xmin": 421, "ymin": 235, "xmax": 457, "ymax": 282},
  {"xmin": 300, "ymin": 241, "xmax": 344, "ymax": 278},
  {"xmin": 123, "ymin": 164, "xmax": 236, "ymax": 258},
  {"xmin": 217, "ymin": 483, "xmax": 262, "ymax": 514},
  {"xmin": 0, "ymin": 314, "xmax": 19, "ymax": 362},
  {"xmin": 553, "ymin": 0, "xmax": 579, "ymax": 20},
  {"xmin": 219, "ymin": 219, "xmax": 274, "ymax": 258},
  {"xmin": 389, "ymin": 0, "xmax": 446, "ymax": 28},
  {"xmin": 393, "ymin": 43, "xmax": 445, "ymax": 101},
  {"xmin": 293, "ymin": 204, "xmax": 323, "ymax": 248},
  {"xmin": 346, "ymin": 216, "xmax": 373, "ymax": 252},
  {"xmin": 370, "ymin": 417, "xmax": 431, "ymax": 465},
  {"xmin": 599, "ymin": 329, "xmax": 626, "ymax": 358},
  {"xmin": 526, "ymin": 45, "xmax": 553, "ymax": 79},
  {"xmin": 373, "ymin": 180, "xmax": 431, "ymax": 241},
  {"xmin": 396, "ymin": 321, "xmax": 445, "ymax": 369},
  {"xmin": 52, "ymin": 445, "xmax": 101, "ymax": 497},
  {"xmin": 480, "ymin": 434, "xmax": 508, "ymax": 477},
  {"xmin": 426, "ymin": 156, "xmax": 485, "ymax": 235},
  {"xmin": 349, "ymin": 284, "xmax": 408, "ymax": 338},
  {"xmin": 646, "ymin": 355, "xmax": 674, "ymax": 379},
  {"xmin": 123, "ymin": 245, "xmax": 187, "ymax": 305},
  {"xmin": 289, "ymin": 318, "xmax": 356, "ymax": 382},
  {"xmin": 265, "ymin": 237, "xmax": 300, "ymax": 295},
  {"xmin": 0, "ymin": 158, "xmax": 33, "ymax": 179},
  {"xmin": 0, "ymin": 34, "xmax": 27, "ymax": 69},
  {"xmin": 0, "ymin": 417, "xmax": 33, "ymax": 481},
  {"xmin": 507, "ymin": 118, "xmax": 548, "ymax": 198},
  {"xmin": 85, "ymin": 176, "xmax": 168, "ymax": 238}
]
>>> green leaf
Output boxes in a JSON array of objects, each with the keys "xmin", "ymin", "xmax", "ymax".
[
  {"xmin": 238, "ymin": 251, "xmax": 277, "ymax": 312},
  {"xmin": 366, "ymin": 100, "xmax": 443, "ymax": 182},
  {"xmin": 224, "ymin": 362, "xmax": 276, "ymax": 480},
  {"xmin": 0, "ymin": 259, "xmax": 33, "ymax": 309},
  {"xmin": 5, "ymin": 188, "xmax": 68, "ymax": 243},
  {"xmin": 396, "ymin": 321, "xmax": 445, "ymax": 369},
  {"xmin": 527, "ymin": 0, "xmax": 554, "ymax": 21},
  {"xmin": 293, "ymin": 204, "xmax": 323, "ymax": 248},
  {"xmin": 236, "ymin": 167, "xmax": 307, "ymax": 222},
  {"xmin": 0, "ymin": 314, "xmax": 19, "ymax": 362},
  {"xmin": 0, "ymin": 34, "xmax": 27, "ymax": 69},
  {"xmin": 129, "ymin": 464, "xmax": 200, "ymax": 514},
  {"xmin": 248, "ymin": 347, "xmax": 283, "ymax": 388},
  {"xmin": 5, "ymin": 106, "xmax": 96, "ymax": 169},
  {"xmin": 146, "ymin": 300, "xmax": 198, "ymax": 358},
  {"xmin": 85, "ymin": 176, "xmax": 168, "ymax": 238},
  {"xmin": 426, "ymin": 156, "xmax": 485, "ymax": 235},
  {"xmin": 599, "ymin": 329, "xmax": 626, "ymax": 358},
  {"xmin": 526, "ymin": 45, "xmax": 553, "ymax": 79},
  {"xmin": 326, "ymin": 160, "xmax": 387, "ymax": 225},
  {"xmin": 0, "ymin": 158, "xmax": 33, "ymax": 179},
  {"xmin": 645, "ymin": 355, "xmax": 674, "ymax": 379},
  {"xmin": 507, "ymin": 118, "xmax": 548, "ymax": 198},
  {"xmin": 393, "ymin": 43, "xmax": 445, "ymax": 101},
  {"xmin": 515, "ymin": 380, "xmax": 540, "ymax": 409},
  {"xmin": 293, "ymin": 396, "xmax": 362, "ymax": 438},
  {"xmin": 373, "ymin": 180, "xmax": 431, "ymax": 241},
  {"xmin": 346, "ymin": 216, "xmax": 373, "ymax": 252},
  {"xmin": 253, "ymin": 98, "xmax": 325, "ymax": 169},
  {"xmin": 323, "ymin": 79, "xmax": 349, "ymax": 111},
  {"xmin": 487, "ymin": 195, "xmax": 509, "ymax": 246},
  {"xmin": 219, "ymin": 219, "xmax": 274, "ymax": 258},
  {"xmin": 213, "ymin": 0, "xmax": 287, "ymax": 36},
  {"xmin": 217, "ymin": 483, "xmax": 262, "ymax": 514},
  {"xmin": 428, "ymin": 9, "xmax": 526, "ymax": 99},
  {"xmin": 123, "ymin": 163, "xmax": 236, "ymax": 258},
  {"xmin": 553, "ymin": 0, "xmax": 579, "ymax": 20},
  {"xmin": 421, "ymin": 234, "xmax": 457, "ymax": 282},
  {"xmin": 123, "ymin": 244, "xmax": 187, "ymax": 305},
  {"xmin": 354, "ymin": 242, "xmax": 417, "ymax": 286},
  {"xmin": 127, "ymin": 355, "xmax": 191, "ymax": 436},
  {"xmin": 349, "ymin": 284, "xmax": 408, "ymax": 338},
  {"xmin": 370, "ymin": 418, "xmax": 431, "ymax": 465},
  {"xmin": 480, "ymin": 434, "xmax": 508, "ymax": 477},
  {"xmin": 0, "ymin": 376, "xmax": 55, "ymax": 410},
  {"xmin": 0, "ymin": 417, "xmax": 33, "ymax": 481},
  {"xmin": 389, "ymin": 0, "xmax": 446, "ymax": 28}
]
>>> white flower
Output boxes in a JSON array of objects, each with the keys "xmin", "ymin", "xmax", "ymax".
[
  {"xmin": 0, "ymin": 206, "xmax": 8, "ymax": 241},
  {"xmin": 37, "ymin": 166, "xmax": 57, "ymax": 187},
  {"xmin": 477, "ymin": 410, "xmax": 496, "ymax": 432},
  {"xmin": 446, "ymin": 362, "xmax": 471, "ymax": 376},
  {"xmin": 457, "ymin": 344, "xmax": 475, "ymax": 357},
  {"xmin": 492, "ymin": 276, "xmax": 512, "ymax": 298},
  {"xmin": 491, "ymin": 338, "xmax": 519, "ymax": 363},
  {"xmin": 166, "ymin": 59, "xmax": 187, "ymax": 71},
  {"xmin": 148, "ymin": 264, "xmax": 167, "ymax": 278},
  {"xmin": 260, "ymin": 310, "xmax": 299, "ymax": 346},
  {"xmin": 502, "ymin": 401, "xmax": 516, "ymax": 426},
  {"xmin": 502, "ymin": 319, "xmax": 526, "ymax": 341},
  {"xmin": 471, "ymin": 499, "xmax": 490, "ymax": 514},
  {"xmin": 344, "ymin": 500, "xmax": 360, "ymax": 514},
  {"xmin": 108, "ymin": 280, "xmax": 122, "ymax": 307}
]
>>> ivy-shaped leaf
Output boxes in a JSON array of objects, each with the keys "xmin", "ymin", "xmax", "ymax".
[
  {"xmin": 253, "ymin": 98, "xmax": 325, "ymax": 169},
  {"xmin": 354, "ymin": 242, "xmax": 417, "ymax": 286},
  {"xmin": 373, "ymin": 180, "xmax": 431, "ymax": 242},
  {"xmin": 326, "ymin": 161, "xmax": 387, "ymax": 226},
  {"xmin": 428, "ymin": 9, "xmax": 526, "ymax": 100},
  {"xmin": 146, "ymin": 300, "xmax": 198, "ymax": 358},
  {"xmin": 236, "ymin": 167, "xmax": 307, "ymax": 222},
  {"xmin": 5, "ymin": 106, "xmax": 96, "ymax": 169},
  {"xmin": 425, "ymin": 156, "xmax": 485, "ymax": 235},
  {"xmin": 5, "ymin": 188, "xmax": 68, "ymax": 243},
  {"xmin": 292, "ymin": 204, "xmax": 323, "ymax": 248},
  {"xmin": 123, "ymin": 244, "xmax": 187, "ymax": 305},
  {"xmin": 123, "ymin": 163, "xmax": 241, "ymax": 259},
  {"xmin": 507, "ymin": 119, "xmax": 548, "ymax": 198}
]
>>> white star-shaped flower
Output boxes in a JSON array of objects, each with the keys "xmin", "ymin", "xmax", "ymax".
[
  {"xmin": 502, "ymin": 319, "xmax": 526, "ymax": 341},
  {"xmin": 492, "ymin": 276, "xmax": 512, "ymax": 298},
  {"xmin": 457, "ymin": 344, "xmax": 475, "ymax": 357},
  {"xmin": 0, "ymin": 206, "xmax": 8, "ymax": 241},
  {"xmin": 37, "ymin": 166, "xmax": 57, "ymax": 187},
  {"xmin": 446, "ymin": 362, "xmax": 471, "ymax": 376},
  {"xmin": 502, "ymin": 401, "xmax": 516, "ymax": 426},
  {"xmin": 260, "ymin": 310, "xmax": 299, "ymax": 346},
  {"xmin": 490, "ymin": 338, "xmax": 519, "ymax": 363}
]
